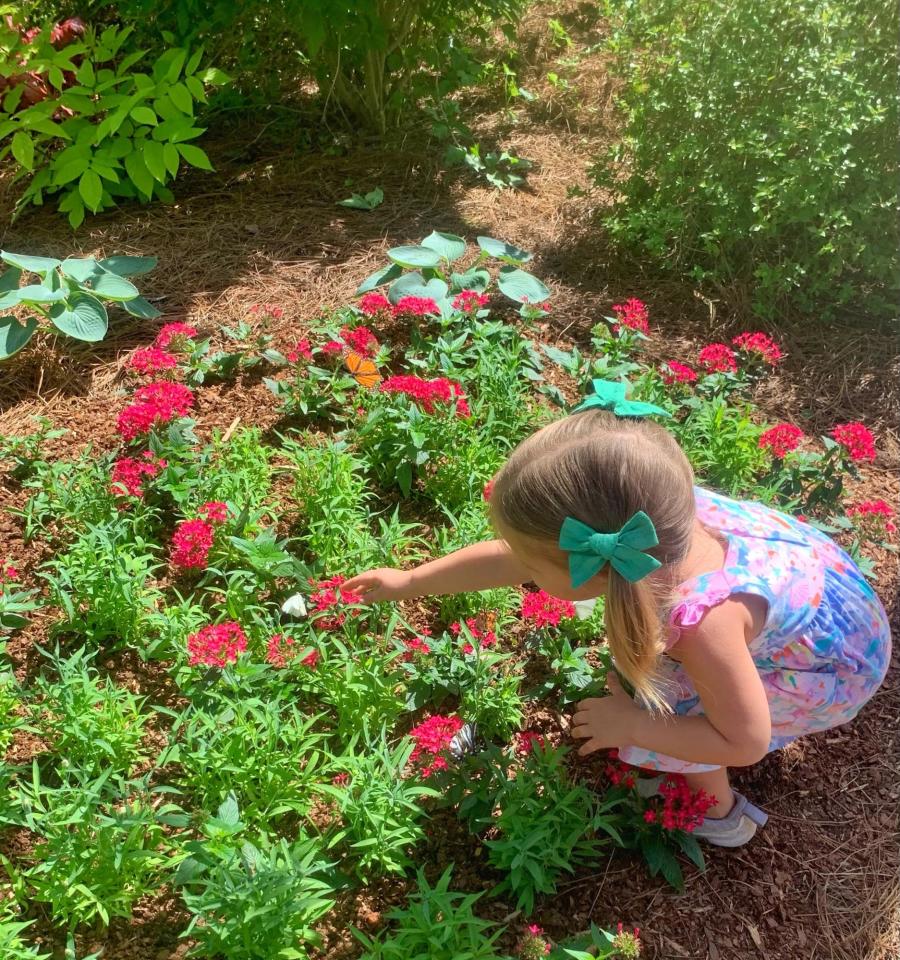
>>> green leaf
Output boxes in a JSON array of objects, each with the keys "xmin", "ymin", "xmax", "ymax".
[
  {"xmin": 168, "ymin": 81, "xmax": 194, "ymax": 115},
  {"xmin": 200, "ymin": 67, "xmax": 231, "ymax": 86},
  {"xmin": 11, "ymin": 131, "xmax": 34, "ymax": 170},
  {"xmin": 0, "ymin": 315, "xmax": 38, "ymax": 358},
  {"xmin": 1, "ymin": 252, "xmax": 61, "ymax": 276},
  {"xmin": 16, "ymin": 285, "xmax": 66, "ymax": 304},
  {"xmin": 355, "ymin": 262, "xmax": 402, "ymax": 294},
  {"xmin": 497, "ymin": 266, "xmax": 550, "ymax": 304},
  {"xmin": 387, "ymin": 245, "xmax": 443, "ymax": 269},
  {"xmin": 0, "ymin": 267, "xmax": 21, "ymax": 292},
  {"xmin": 90, "ymin": 268, "xmax": 140, "ymax": 301},
  {"xmin": 141, "ymin": 140, "xmax": 167, "ymax": 182},
  {"xmin": 421, "ymin": 230, "xmax": 467, "ymax": 262},
  {"xmin": 676, "ymin": 832, "xmax": 706, "ymax": 870},
  {"xmin": 122, "ymin": 295, "xmax": 162, "ymax": 319},
  {"xmin": 124, "ymin": 149, "xmax": 154, "ymax": 197},
  {"xmin": 337, "ymin": 186, "xmax": 383, "ymax": 210},
  {"xmin": 176, "ymin": 143, "xmax": 213, "ymax": 171},
  {"xmin": 387, "ymin": 272, "xmax": 448, "ymax": 305},
  {"xmin": 476, "ymin": 235, "xmax": 533, "ymax": 262},
  {"xmin": 217, "ymin": 792, "xmax": 240, "ymax": 826},
  {"xmin": 78, "ymin": 169, "xmax": 103, "ymax": 212},
  {"xmin": 130, "ymin": 105, "xmax": 157, "ymax": 126},
  {"xmin": 163, "ymin": 142, "xmax": 180, "ymax": 176},
  {"xmin": 49, "ymin": 293, "xmax": 108, "ymax": 341},
  {"xmin": 99, "ymin": 256, "xmax": 157, "ymax": 277},
  {"xmin": 60, "ymin": 258, "xmax": 100, "ymax": 283},
  {"xmin": 450, "ymin": 267, "xmax": 491, "ymax": 292}
]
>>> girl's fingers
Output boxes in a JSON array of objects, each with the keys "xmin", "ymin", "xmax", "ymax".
[
  {"xmin": 606, "ymin": 672, "xmax": 625, "ymax": 694},
  {"xmin": 571, "ymin": 724, "xmax": 593, "ymax": 740},
  {"xmin": 577, "ymin": 738, "xmax": 605, "ymax": 757}
]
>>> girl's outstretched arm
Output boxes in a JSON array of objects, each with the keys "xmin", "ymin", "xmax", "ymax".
[{"xmin": 343, "ymin": 540, "xmax": 532, "ymax": 602}]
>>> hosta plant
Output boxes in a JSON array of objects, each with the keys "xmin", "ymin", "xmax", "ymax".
[{"xmin": 0, "ymin": 252, "xmax": 157, "ymax": 358}]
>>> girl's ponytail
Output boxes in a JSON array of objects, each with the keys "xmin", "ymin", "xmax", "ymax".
[{"xmin": 604, "ymin": 569, "xmax": 669, "ymax": 712}]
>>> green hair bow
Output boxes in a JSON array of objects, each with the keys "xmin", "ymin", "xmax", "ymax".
[
  {"xmin": 573, "ymin": 379, "xmax": 670, "ymax": 418},
  {"xmin": 558, "ymin": 511, "xmax": 662, "ymax": 588}
]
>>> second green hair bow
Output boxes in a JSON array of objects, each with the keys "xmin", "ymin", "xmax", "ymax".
[
  {"xmin": 558, "ymin": 510, "xmax": 662, "ymax": 587},
  {"xmin": 573, "ymin": 379, "xmax": 670, "ymax": 418}
]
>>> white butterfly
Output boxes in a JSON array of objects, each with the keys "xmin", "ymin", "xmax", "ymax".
[
  {"xmin": 573, "ymin": 597, "xmax": 598, "ymax": 620},
  {"xmin": 280, "ymin": 593, "xmax": 308, "ymax": 618}
]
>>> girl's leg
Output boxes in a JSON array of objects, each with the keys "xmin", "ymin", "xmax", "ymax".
[{"xmin": 683, "ymin": 767, "xmax": 734, "ymax": 818}]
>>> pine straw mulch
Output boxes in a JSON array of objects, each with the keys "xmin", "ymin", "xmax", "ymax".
[{"xmin": 0, "ymin": 3, "xmax": 898, "ymax": 958}]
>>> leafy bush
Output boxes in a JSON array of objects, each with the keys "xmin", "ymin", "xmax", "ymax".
[
  {"xmin": 0, "ymin": 904, "xmax": 49, "ymax": 960},
  {"xmin": 595, "ymin": 0, "xmax": 899, "ymax": 320},
  {"xmin": 354, "ymin": 867, "xmax": 507, "ymax": 960},
  {"xmin": 1, "ymin": 20, "xmax": 228, "ymax": 226},
  {"xmin": 484, "ymin": 743, "xmax": 622, "ymax": 914},
  {"xmin": 176, "ymin": 794, "xmax": 339, "ymax": 960},
  {"xmin": 0, "ymin": 252, "xmax": 157, "ymax": 359}
]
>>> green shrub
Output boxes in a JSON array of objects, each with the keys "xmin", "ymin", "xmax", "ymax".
[
  {"xmin": 0, "ymin": 20, "xmax": 228, "ymax": 226},
  {"xmin": 595, "ymin": 0, "xmax": 899, "ymax": 320}
]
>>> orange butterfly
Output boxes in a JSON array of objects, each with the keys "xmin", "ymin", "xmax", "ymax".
[{"xmin": 344, "ymin": 350, "xmax": 382, "ymax": 389}]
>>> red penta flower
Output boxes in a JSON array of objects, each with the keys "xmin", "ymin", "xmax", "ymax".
[
  {"xmin": 450, "ymin": 616, "xmax": 498, "ymax": 655},
  {"xmin": 307, "ymin": 575, "xmax": 364, "ymax": 631},
  {"xmin": 187, "ymin": 621, "xmax": 247, "ymax": 668},
  {"xmin": 519, "ymin": 924, "xmax": 552, "ymax": 959},
  {"xmin": 379, "ymin": 375, "xmax": 469, "ymax": 417},
  {"xmin": 661, "ymin": 360, "xmax": 697, "ymax": 385},
  {"xmin": 199, "ymin": 501, "xmax": 228, "ymax": 524},
  {"xmin": 515, "ymin": 731, "xmax": 545, "ymax": 755},
  {"xmin": 697, "ymin": 343, "xmax": 737, "ymax": 373},
  {"xmin": 611, "ymin": 297, "xmax": 650, "ymax": 334},
  {"xmin": 482, "ymin": 478, "xmax": 495, "ymax": 501},
  {"xmin": 758, "ymin": 424, "xmax": 804, "ymax": 458},
  {"xmin": 401, "ymin": 637, "xmax": 432, "ymax": 662},
  {"xmin": 393, "ymin": 295, "xmax": 440, "ymax": 317},
  {"xmin": 452, "ymin": 290, "xmax": 490, "ymax": 312},
  {"xmin": 358, "ymin": 292, "xmax": 392, "ymax": 316},
  {"xmin": 846, "ymin": 500, "xmax": 896, "ymax": 535},
  {"xmin": 832, "ymin": 422, "xmax": 876, "ymax": 462},
  {"xmin": 408, "ymin": 714, "xmax": 464, "ymax": 778},
  {"xmin": 332, "ymin": 772, "xmax": 350, "ymax": 787},
  {"xmin": 521, "ymin": 590, "xmax": 576, "ymax": 628},
  {"xmin": 321, "ymin": 340, "xmax": 343, "ymax": 355},
  {"xmin": 154, "ymin": 322, "xmax": 198, "ymax": 351},
  {"xmin": 128, "ymin": 345, "xmax": 178, "ymax": 375},
  {"xmin": 171, "ymin": 518, "xmax": 215, "ymax": 569},
  {"xmin": 110, "ymin": 451, "xmax": 166, "ymax": 498},
  {"xmin": 339, "ymin": 325, "xmax": 379, "ymax": 358},
  {"xmin": 732, "ymin": 331, "xmax": 782, "ymax": 365},
  {"xmin": 285, "ymin": 339, "xmax": 313, "ymax": 363},
  {"xmin": 248, "ymin": 303, "xmax": 284, "ymax": 319},
  {"xmin": 117, "ymin": 381, "xmax": 195, "ymax": 441}
]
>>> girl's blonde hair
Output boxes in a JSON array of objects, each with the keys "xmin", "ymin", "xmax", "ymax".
[{"xmin": 490, "ymin": 409, "xmax": 695, "ymax": 711}]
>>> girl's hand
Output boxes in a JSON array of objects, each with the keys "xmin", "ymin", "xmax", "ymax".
[
  {"xmin": 342, "ymin": 567, "xmax": 413, "ymax": 603},
  {"xmin": 571, "ymin": 673, "xmax": 643, "ymax": 756}
]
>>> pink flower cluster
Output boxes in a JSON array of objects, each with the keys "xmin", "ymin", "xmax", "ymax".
[
  {"xmin": 285, "ymin": 339, "xmax": 313, "ymax": 364},
  {"xmin": 266, "ymin": 633, "xmax": 320, "ymax": 669},
  {"xmin": 452, "ymin": 290, "xmax": 490, "ymax": 312},
  {"xmin": 0, "ymin": 562, "xmax": 20, "ymax": 584},
  {"xmin": 380, "ymin": 375, "xmax": 470, "ymax": 417},
  {"xmin": 515, "ymin": 730, "xmax": 546, "ymax": 755},
  {"xmin": 154, "ymin": 322, "xmax": 198, "ymax": 351},
  {"xmin": 408, "ymin": 713, "xmax": 464, "ymax": 778},
  {"xmin": 339, "ymin": 325, "xmax": 379, "ymax": 358},
  {"xmin": 482, "ymin": 478, "xmax": 495, "ymax": 502},
  {"xmin": 358, "ymin": 292, "xmax": 393, "ymax": 317},
  {"xmin": 248, "ymin": 303, "xmax": 284, "ymax": 319},
  {"xmin": 846, "ymin": 500, "xmax": 896, "ymax": 535},
  {"xmin": 358, "ymin": 292, "xmax": 442, "ymax": 318},
  {"xmin": 758, "ymin": 424, "xmax": 804, "ymax": 458},
  {"xmin": 832, "ymin": 422, "xmax": 877, "ymax": 462},
  {"xmin": 697, "ymin": 343, "xmax": 737, "ymax": 373},
  {"xmin": 117, "ymin": 381, "xmax": 195, "ymax": 441},
  {"xmin": 450, "ymin": 616, "xmax": 497, "ymax": 655},
  {"xmin": 521, "ymin": 590, "xmax": 576, "ymax": 628},
  {"xmin": 661, "ymin": 360, "xmax": 697, "ymax": 385},
  {"xmin": 170, "ymin": 502, "xmax": 228, "ymax": 569},
  {"xmin": 732, "ymin": 331, "xmax": 782, "ymax": 365},
  {"xmin": 307, "ymin": 575, "xmax": 364, "ymax": 630},
  {"xmin": 129, "ymin": 345, "xmax": 178, "ymax": 376},
  {"xmin": 519, "ymin": 924, "xmax": 552, "ymax": 959},
  {"xmin": 612, "ymin": 923, "xmax": 642, "ymax": 959},
  {"xmin": 110, "ymin": 451, "xmax": 167, "ymax": 497},
  {"xmin": 612, "ymin": 298, "xmax": 650, "ymax": 335},
  {"xmin": 187, "ymin": 621, "xmax": 247, "ymax": 668},
  {"xmin": 401, "ymin": 635, "xmax": 432, "ymax": 662}
]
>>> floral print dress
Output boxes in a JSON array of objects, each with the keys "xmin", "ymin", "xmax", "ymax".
[{"xmin": 619, "ymin": 487, "xmax": 892, "ymax": 773}]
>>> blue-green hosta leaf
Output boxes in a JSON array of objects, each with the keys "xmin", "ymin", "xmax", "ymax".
[
  {"xmin": 476, "ymin": 235, "xmax": 533, "ymax": 263},
  {"xmin": 16, "ymin": 285, "xmax": 67, "ymax": 304},
  {"xmin": 99, "ymin": 255, "xmax": 158, "ymax": 276},
  {"xmin": 450, "ymin": 267, "xmax": 491, "ymax": 293},
  {"xmin": 123, "ymin": 296, "xmax": 162, "ymax": 319},
  {"xmin": 0, "ymin": 267, "xmax": 22, "ymax": 292},
  {"xmin": 0, "ymin": 315, "xmax": 38, "ymax": 358},
  {"xmin": 497, "ymin": 266, "xmax": 550, "ymax": 304},
  {"xmin": 421, "ymin": 230, "xmax": 467, "ymax": 262},
  {"xmin": 60, "ymin": 259, "xmax": 139, "ymax": 301},
  {"xmin": 355, "ymin": 262, "xmax": 402, "ymax": 294},
  {"xmin": 387, "ymin": 272, "xmax": 448, "ymax": 305},
  {"xmin": 386, "ymin": 245, "xmax": 443, "ymax": 269},
  {"xmin": 49, "ymin": 293, "xmax": 108, "ymax": 341},
  {"xmin": 59, "ymin": 258, "xmax": 100, "ymax": 283},
  {"xmin": 0, "ymin": 251, "xmax": 61, "ymax": 276}
]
